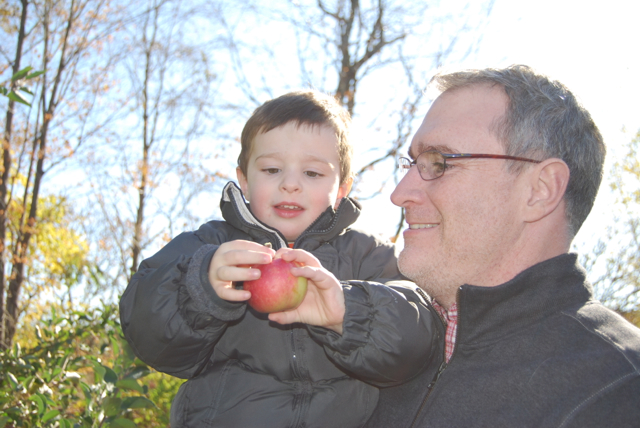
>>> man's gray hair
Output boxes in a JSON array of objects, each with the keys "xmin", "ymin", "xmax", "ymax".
[{"xmin": 431, "ymin": 64, "xmax": 606, "ymax": 237}]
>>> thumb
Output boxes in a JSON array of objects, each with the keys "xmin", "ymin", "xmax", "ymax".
[{"xmin": 268, "ymin": 310, "xmax": 299, "ymax": 325}]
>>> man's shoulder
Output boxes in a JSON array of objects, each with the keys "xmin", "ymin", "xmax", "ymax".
[{"xmin": 569, "ymin": 301, "xmax": 640, "ymax": 362}]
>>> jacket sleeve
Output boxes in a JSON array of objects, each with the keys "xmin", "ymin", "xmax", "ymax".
[
  {"xmin": 306, "ymin": 280, "xmax": 439, "ymax": 387},
  {"xmin": 338, "ymin": 229, "xmax": 405, "ymax": 282},
  {"xmin": 119, "ymin": 230, "xmax": 247, "ymax": 379}
]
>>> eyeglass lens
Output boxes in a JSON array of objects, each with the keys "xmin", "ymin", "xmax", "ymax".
[{"xmin": 398, "ymin": 151, "xmax": 445, "ymax": 180}]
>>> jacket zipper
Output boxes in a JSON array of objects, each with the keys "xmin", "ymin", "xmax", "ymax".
[
  {"xmin": 409, "ymin": 287, "xmax": 462, "ymax": 428},
  {"xmin": 290, "ymin": 327, "xmax": 311, "ymax": 428}
]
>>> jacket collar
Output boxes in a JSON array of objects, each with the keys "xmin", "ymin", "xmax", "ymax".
[
  {"xmin": 219, "ymin": 181, "xmax": 361, "ymax": 251},
  {"xmin": 456, "ymin": 253, "xmax": 594, "ymax": 346}
]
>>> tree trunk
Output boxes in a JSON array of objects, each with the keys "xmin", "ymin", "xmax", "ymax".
[
  {"xmin": 0, "ymin": 0, "xmax": 29, "ymax": 349},
  {"xmin": 2, "ymin": 0, "xmax": 75, "ymax": 347}
]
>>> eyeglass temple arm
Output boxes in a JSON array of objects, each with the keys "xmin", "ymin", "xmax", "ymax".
[{"xmin": 444, "ymin": 153, "xmax": 541, "ymax": 163}]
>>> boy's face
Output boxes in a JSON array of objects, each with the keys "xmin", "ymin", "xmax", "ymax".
[{"xmin": 237, "ymin": 121, "xmax": 352, "ymax": 242}]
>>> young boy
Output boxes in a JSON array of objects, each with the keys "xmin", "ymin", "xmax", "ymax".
[{"xmin": 119, "ymin": 91, "xmax": 437, "ymax": 428}]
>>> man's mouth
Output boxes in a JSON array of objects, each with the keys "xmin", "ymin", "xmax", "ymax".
[{"xmin": 409, "ymin": 223, "xmax": 438, "ymax": 229}]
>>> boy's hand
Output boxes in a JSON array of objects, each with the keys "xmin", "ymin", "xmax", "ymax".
[
  {"xmin": 268, "ymin": 249, "xmax": 346, "ymax": 334},
  {"xmin": 209, "ymin": 240, "xmax": 275, "ymax": 302}
]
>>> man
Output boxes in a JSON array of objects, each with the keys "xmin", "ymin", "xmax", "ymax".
[{"xmin": 362, "ymin": 65, "xmax": 640, "ymax": 427}]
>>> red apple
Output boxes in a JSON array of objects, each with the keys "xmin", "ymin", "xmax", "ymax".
[{"xmin": 243, "ymin": 258, "xmax": 308, "ymax": 313}]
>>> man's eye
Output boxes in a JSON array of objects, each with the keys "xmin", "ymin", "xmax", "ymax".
[
  {"xmin": 431, "ymin": 162, "xmax": 446, "ymax": 174},
  {"xmin": 262, "ymin": 168, "xmax": 280, "ymax": 174},
  {"xmin": 305, "ymin": 171, "xmax": 322, "ymax": 178},
  {"xmin": 416, "ymin": 160, "xmax": 430, "ymax": 174}
]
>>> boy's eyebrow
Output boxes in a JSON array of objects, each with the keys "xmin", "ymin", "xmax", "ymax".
[{"xmin": 255, "ymin": 152, "xmax": 335, "ymax": 165}]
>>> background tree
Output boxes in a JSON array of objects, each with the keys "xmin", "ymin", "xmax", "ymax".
[
  {"xmin": 580, "ymin": 129, "xmax": 640, "ymax": 323},
  {"xmin": 1, "ymin": 0, "xmax": 29, "ymax": 350},
  {"xmin": 0, "ymin": 0, "xmax": 123, "ymax": 348},
  {"xmin": 80, "ymin": 0, "xmax": 227, "ymax": 295}
]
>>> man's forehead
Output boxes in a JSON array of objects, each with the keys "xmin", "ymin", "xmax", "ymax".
[{"xmin": 409, "ymin": 85, "xmax": 507, "ymax": 157}]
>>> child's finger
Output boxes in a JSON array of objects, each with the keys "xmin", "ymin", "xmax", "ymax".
[
  {"xmin": 279, "ymin": 249, "xmax": 322, "ymax": 268},
  {"xmin": 216, "ymin": 265, "xmax": 261, "ymax": 283},
  {"xmin": 215, "ymin": 285, "xmax": 251, "ymax": 302},
  {"xmin": 274, "ymin": 247, "xmax": 293, "ymax": 258},
  {"xmin": 221, "ymin": 248, "xmax": 273, "ymax": 267},
  {"xmin": 268, "ymin": 310, "xmax": 297, "ymax": 325},
  {"xmin": 290, "ymin": 265, "xmax": 336, "ymax": 289}
]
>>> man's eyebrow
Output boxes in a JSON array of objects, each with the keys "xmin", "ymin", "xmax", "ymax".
[{"xmin": 409, "ymin": 143, "xmax": 457, "ymax": 158}]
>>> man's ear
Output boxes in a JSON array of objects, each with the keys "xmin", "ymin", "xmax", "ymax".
[
  {"xmin": 523, "ymin": 158, "xmax": 570, "ymax": 223},
  {"xmin": 236, "ymin": 167, "xmax": 250, "ymax": 200},
  {"xmin": 334, "ymin": 175, "xmax": 354, "ymax": 208}
]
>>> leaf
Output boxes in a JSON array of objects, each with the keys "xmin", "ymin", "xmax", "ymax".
[
  {"xmin": 92, "ymin": 361, "xmax": 118, "ymax": 383},
  {"xmin": 110, "ymin": 336, "xmax": 120, "ymax": 361},
  {"xmin": 26, "ymin": 70, "xmax": 46, "ymax": 79},
  {"xmin": 28, "ymin": 394, "xmax": 45, "ymax": 415},
  {"xmin": 102, "ymin": 397, "xmax": 122, "ymax": 417},
  {"xmin": 107, "ymin": 418, "xmax": 137, "ymax": 428},
  {"xmin": 93, "ymin": 363, "xmax": 106, "ymax": 381},
  {"xmin": 7, "ymin": 90, "xmax": 31, "ymax": 106},
  {"xmin": 59, "ymin": 418, "xmax": 73, "ymax": 428},
  {"xmin": 11, "ymin": 66, "xmax": 33, "ymax": 81},
  {"xmin": 6, "ymin": 373, "xmax": 19, "ymax": 390},
  {"xmin": 19, "ymin": 86, "xmax": 34, "ymax": 95},
  {"xmin": 0, "ymin": 416, "xmax": 9, "ymax": 428},
  {"xmin": 80, "ymin": 381, "xmax": 92, "ymax": 400},
  {"xmin": 115, "ymin": 378, "xmax": 143, "ymax": 393},
  {"xmin": 42, "ymin": 409, "xmax": 60, "ymax": 423},
  {"xmin": 104, "ymin": 366, "xmax": 118, "ymax": 384},
  {"xmin": 120, "ymin": 396, "xmax": 155, "ymax": 410},
  {"xmin": 124, "ymin": 365, "xmax": 149, "ymax": 380}
]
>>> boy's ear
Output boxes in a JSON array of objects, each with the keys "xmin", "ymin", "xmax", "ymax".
[
  {"xmin": 335, "ymin": 176, "xmax": 354, "ymax": 208},
  {"xmin": 523, "ymin": 158, "xmax": 569, "ymax": 223},
  {"xmin": 236, "ymin": 167, "xmax": 250, "ymax": 200}
]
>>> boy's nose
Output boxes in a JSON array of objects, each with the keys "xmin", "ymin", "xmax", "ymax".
[{"xmin": 280, "ymin": 173, "xmax": 301, "ymax": 193}]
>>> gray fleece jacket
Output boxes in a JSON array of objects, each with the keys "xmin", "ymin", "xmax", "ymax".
[{"xmin": 365, "ymin": 253, "xmax": 640, "ymax": 428}]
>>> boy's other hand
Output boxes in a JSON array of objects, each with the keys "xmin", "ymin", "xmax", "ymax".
[
  {"xmin": 209, "ymin": 240, "xmax": 275, "ymax": 302},
  {"xmin": 268, "ymin": 249, "xmax": 345, "ymax": 334}
]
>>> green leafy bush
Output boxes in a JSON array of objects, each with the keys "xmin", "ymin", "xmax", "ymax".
[{"xmin": 0, "ymin": 304, "xmax": 182, "ymax": 427}]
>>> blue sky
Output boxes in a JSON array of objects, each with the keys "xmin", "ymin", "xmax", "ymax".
[{"xmin": 352, "ymin": 0, "xmax": 640, "ymax": 252}]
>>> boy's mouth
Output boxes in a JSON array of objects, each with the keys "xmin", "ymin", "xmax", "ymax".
[
  {"xmin": 274, "ymin": 203, "xmax": 304, "ymax": 219},
  {"xmin": 275, "ymin": 204, "xmax": 303, "ymax": 211}
]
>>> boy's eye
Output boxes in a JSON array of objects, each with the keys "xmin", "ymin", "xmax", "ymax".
[
  {"xmin": 304, "ymin": 171, "xmax": 322, "ymax": 178},
  {"xmin": 262, "ymin": 168, "xmax": 281, "ymax": 174}
]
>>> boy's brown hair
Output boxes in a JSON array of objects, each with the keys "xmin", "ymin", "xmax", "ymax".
[{"xmin": 238, "ymin": 90, "xmax": 353, "ymax": 185}]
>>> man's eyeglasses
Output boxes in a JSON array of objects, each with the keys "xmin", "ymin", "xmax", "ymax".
[{"xmin": 398, "ymin": 150, "xmax": 542, "ymax": 181}]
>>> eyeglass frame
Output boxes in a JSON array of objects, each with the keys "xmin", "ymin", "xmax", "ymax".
[{"xmin": 398, "ymin": 149, "xmax": 542, "ymax": 181}]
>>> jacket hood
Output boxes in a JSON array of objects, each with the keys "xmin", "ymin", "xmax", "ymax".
[{"xmin": 219, "ymin": 181, "xmax": 362, "ymax": 251}]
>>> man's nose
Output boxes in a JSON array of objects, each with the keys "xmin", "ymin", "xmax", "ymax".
[{"xmin": 391, "ymin": 168, "xmax": 424, "ymax": 207}]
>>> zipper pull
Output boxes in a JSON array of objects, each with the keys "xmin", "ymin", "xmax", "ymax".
[{"xmin": 427, "ymin": 361, "xmax": 448, "ymax": 389}]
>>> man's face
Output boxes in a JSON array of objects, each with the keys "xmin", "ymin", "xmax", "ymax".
[
  {"xmin": 391, "ymin": 84, "xmax": 530, "ymax": 307},
  {"xmin": 237, "ymin": 121, "xmax": 350, "ymax": 242}
]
